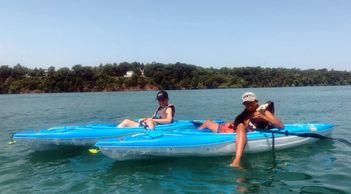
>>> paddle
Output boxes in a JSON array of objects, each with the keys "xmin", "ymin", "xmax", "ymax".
[
  {"xmin": 140, "ymin": 120, "xmax": 163, "ymax": 138},
  {"xmin": 8, "ymin": 133, "xmax": 16, "ymax": 145},
  {"xmin": 134, "ymin": 119, "xmax": 222, "ymax": 138},
  {"xmin": 89, "ymin": 120, "xmax": 164, "ymax": 154},
  {"xmin": 88, "ymin": 148, "xmax": 99, "ymax": 154},
  {"xmin": 259, "ymin": 129, "xmax": 351, "ymax": 147}
]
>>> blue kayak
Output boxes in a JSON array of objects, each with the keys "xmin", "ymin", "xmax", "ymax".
[
  {"xmin": 95, "ymin": 123, "xmax": 334, "ymax": 160},
  {"xmin": 13, "ymin": 120, "xmax": 222, "ymax": 150}
]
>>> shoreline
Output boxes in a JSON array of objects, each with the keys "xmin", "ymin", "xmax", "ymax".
[
  {"xmin": 1, "ymin": 63, "xmax": 350, "ymax": 94},
  {"xmin": 2, "ymin": 85, "xmax": 350, "ymax": 95}
]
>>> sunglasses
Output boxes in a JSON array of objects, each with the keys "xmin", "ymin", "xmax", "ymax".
[{"xmin": 242, "ymin": 101, "xmax": 255, "ymax": 106}]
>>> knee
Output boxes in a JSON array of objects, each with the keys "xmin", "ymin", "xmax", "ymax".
[
  {"xmin": 204, "ymin": 120, "xmax": 212, "ymax": 125},
  {"xmin": 236, "ymin": 123, "xmax": 246, "ymax": 133},
  {"xmin": 123, "ymin": 119, "xmax": 133, "ymax": 123}
]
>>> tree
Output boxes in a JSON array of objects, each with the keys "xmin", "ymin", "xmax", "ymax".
[{"xmin": 0, "ymin": 62, "xmax": 350, "ymax": 94}]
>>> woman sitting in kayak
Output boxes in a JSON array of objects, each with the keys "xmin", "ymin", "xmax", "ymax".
[
  {"xmin": 197, "ymin": 92, "xmax": 284, "ymax": 168},
  {"xmin": 117, "ymin": 90, "xmax": 175, "ymax": 130}
]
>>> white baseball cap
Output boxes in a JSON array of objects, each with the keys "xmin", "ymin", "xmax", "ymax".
[{"xmin": 242, "ymin": 92, "xmax": 257, "ymax": 102}]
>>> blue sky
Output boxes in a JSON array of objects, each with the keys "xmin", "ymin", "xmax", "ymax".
[{"xmin": 0, "ymin": 0, "xmax": 350, "ymax": 70}]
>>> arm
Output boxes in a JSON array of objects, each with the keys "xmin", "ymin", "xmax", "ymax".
[
  {"xmin": 150, "ymin": 108, "xmax": 173, "ymax": 124},
  {"xmin": 260, "ymin": 110, "xmax": 284, "ymax": 129}
]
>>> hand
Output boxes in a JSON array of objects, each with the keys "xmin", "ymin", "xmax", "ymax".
[
  {"xmin": 257, "ymin": 104, "xmax": 268, "ymax": 113},
  {"xmin": 251, "ymin": 111, "xmax": 269, "ymax": 122},
  {"xmin": 146, "ymin": 118, "xmax": 153, "ymax": 122},
  {"xmin": 138, "ymin": 118, "xmax": 146, "ymax": 123}
]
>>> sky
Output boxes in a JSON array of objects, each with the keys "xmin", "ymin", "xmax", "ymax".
[{"xmin": 0, "ymin": 0, "xmax": 350, "ymax": 70}]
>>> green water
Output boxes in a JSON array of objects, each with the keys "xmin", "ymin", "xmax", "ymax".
[{"xmin": 1, "ymin": 86, "xmax": 350, "ymax": 193}]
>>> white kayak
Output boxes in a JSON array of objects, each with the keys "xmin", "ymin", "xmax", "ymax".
[{"xmin": 95, "ymin": 123, "xmax": 334, "ymax": 160}]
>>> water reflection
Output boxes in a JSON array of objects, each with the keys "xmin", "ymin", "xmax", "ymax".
[
  {"xmin": 27, "ymin": 147, "xmax": 86, "ymax": 164},
  {"xmin": 96, "ymin": 140, "xmax": 338, "ymax": 193},
  {"xmin": 230, "ymin": 141, "xmax": 337, "ymax": 193}
]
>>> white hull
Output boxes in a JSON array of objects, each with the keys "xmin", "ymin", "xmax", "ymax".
[
  {"xmin": 99, "ymin": 130, "xmax": 332, "ymax": 160},
  {"xmin": 17, "ymin": 138, "xmax": 99, "ymax": 151}
]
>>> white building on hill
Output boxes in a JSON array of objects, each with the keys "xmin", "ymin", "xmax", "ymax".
[{"xmin": 124, "ymin": 71, "xmax": 134, "ymax": 77}]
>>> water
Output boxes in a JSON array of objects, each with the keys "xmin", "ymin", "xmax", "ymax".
[{"xmin": 1, "ymin": 86, "xmax": 350, "ymax": 193}]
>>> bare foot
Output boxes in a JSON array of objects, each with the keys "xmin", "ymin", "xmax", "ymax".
[{"xmin": 230, "ymin": 160, "xmax": 243, "ymax": 169}]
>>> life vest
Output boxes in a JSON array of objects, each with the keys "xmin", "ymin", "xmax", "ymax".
[
  {"xmin": 152, "ymin": 104, "xmax": 175, "ymax": 122},
  {"xmin": 233, "ymin": 101, "xmax": 275, "ymax": 130}
]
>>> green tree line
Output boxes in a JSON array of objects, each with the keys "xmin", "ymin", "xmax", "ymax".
[{"xmin": 0, "ymin": 62, "xmax": 350, "ymax": 94}]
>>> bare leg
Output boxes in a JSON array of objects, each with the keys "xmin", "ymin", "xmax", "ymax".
[
  {"xmin": 117, "ymin": 119, "xmax": 139, "ymax": 128},
  {"xmin": 198, "ymin": 120, "xmax": 220, "ymax": 133},
  {"xmin": 230, "ymin": 123, "xmax": 247, "ymax": 168}
]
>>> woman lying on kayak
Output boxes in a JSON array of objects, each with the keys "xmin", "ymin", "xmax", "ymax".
[
  {"xmin": 117, "ymin": 90, "xmax": 175, "ymax": 130},
  {"xmin": 197, "ymin": 92, "xmax": 284, "ymax": 168}
]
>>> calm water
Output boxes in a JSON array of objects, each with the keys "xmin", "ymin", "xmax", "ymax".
[{"xmin": 1, "ymin": 86, "xmax": 350, "ymax": 193}]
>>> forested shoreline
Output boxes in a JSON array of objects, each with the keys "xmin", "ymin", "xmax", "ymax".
[{"xmin": 0, "ymin": 62, "xmax": 350, "ymax": 94}]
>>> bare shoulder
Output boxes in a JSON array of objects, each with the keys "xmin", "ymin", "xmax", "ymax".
[{"xmin": 165, "ymin": 107, "xmax": 173, "ymax": 113}]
